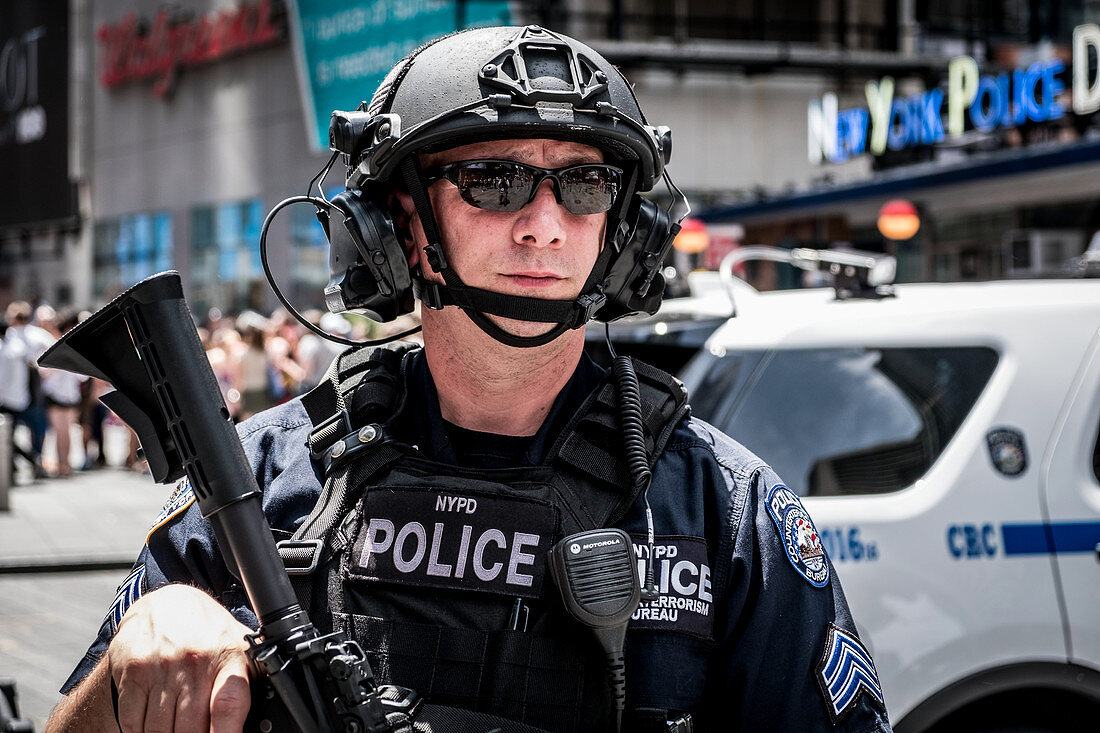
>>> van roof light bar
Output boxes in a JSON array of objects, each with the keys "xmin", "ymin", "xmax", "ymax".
[{"xmin": 718, "ymin": 246, "xmax": 896, "ymax": 315}]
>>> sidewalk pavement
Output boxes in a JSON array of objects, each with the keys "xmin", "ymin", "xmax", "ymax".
[
  {"xmin": 0, "ymin": 463, "xmax": 172, "ymax": 571},
  {"xmin": 0, "ymin": 422, "xmax": 171, "ymax": 569},
  {"xmin": 0, "ymin": 437, "xmax": 175, "ymax": 730}
]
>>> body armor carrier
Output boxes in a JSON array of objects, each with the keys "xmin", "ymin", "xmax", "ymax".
[{"xmin": 277, "ymin": 342, "xmax": 690, "ymax": 732}]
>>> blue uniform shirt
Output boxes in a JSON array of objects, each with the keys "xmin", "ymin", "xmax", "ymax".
[{"xmin": 64, "ymin": 348, "xmax": 892, "ymax": 732}]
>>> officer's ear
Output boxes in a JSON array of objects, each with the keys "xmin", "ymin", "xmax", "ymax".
[{"xmin": 389, "ymin": 189, "xmax": 421, "ymax": 269}]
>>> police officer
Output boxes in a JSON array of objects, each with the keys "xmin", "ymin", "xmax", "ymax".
[{"xmin": 48, "ymin": 26, "xmax": 892, "ymax": 733}]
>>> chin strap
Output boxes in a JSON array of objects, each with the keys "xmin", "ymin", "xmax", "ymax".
[{"xmin": 399, "ymin": 156, "xmax": 615, "ymax": 349}]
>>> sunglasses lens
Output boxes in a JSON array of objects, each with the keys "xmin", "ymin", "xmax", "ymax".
[
  {"xmin": 444, "ymin": 161, "xmax": 621, "ymax": 215},
  {"xmin": 455, "ymin": 162, "xmax": 534, "ymax": 212},
  {"xmin": 559, "ymin": 165, "xmax": 621, "ymax": 215}
]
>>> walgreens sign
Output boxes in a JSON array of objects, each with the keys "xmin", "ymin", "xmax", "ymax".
[{"xmin": 97, "ymin": 0, "xmax": 286, "ymax": 98}]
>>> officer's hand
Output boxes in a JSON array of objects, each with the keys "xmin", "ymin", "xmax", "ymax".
[{"xmin": 108, "ymin": 584, "xmax": 252, "ymax": 733}]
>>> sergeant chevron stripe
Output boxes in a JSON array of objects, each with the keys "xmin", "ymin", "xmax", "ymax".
[{"xmin": 815, "ymin": 623, "xmax": 885, "ymax": 724}]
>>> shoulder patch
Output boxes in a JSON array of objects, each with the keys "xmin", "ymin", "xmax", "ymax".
[
  {"xmin": 815, "ymin": 623, "xmax": 885, "ymax": 724},
  {"xmin": 146, "ymin": 478, "xmax": 196, "ymax": 542},
  {"xmin": 765, "ymin": 484, "xmax": 829, "ymax": 587},
  {"xmin": 106, "ymin": 564, "xmax": 147, "ymax": 635},
  {"xmin": 627, "ymin": 535, "xmax": 715, "ymax": 639}
]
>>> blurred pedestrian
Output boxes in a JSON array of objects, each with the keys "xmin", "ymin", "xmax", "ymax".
[
  {"xmin": 0, "ymin": 317, "xmax": 39, "ymax": 477},
  {"xmin": 237, "ymin": 315, "xmax": 274, "ymax": 420},
  {"xmin": 206, "ymin": 327, "xmax": 243, "ymax": 420},
  {"xmin": 4, "ymin": 301, "xmax": 53, "ymax": 477},
  {"xmin": 35, "ymin": 304, "xmax": 58, "ymax": 338},
  {"xmin": 79, "ymin": 376, "xmax": 111, "ymax": 469},
  {"xmin": 296, "ymin": 310, "xmax": 349, "ymax": 392},
  {"xmin": 40, "ymin": 310, "xmax": 86, "ymax": 477},
  {"xmin": 265, "ymin": 335, "xmax": 303, "ymax": 404}
]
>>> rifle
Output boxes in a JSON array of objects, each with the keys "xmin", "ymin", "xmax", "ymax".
[{"xmin": 40, "ymin": 272, "xmax": 545, "ymax": 733}]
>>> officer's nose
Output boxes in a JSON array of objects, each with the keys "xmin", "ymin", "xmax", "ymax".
[{"xmin": 512, "ymin": 180, "xmax": 566, "ymax": 250}]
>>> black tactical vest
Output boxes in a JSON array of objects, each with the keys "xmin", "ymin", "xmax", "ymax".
[{"xmin": 278, "ymin": 343, "xmax": 690, "ymax": 732}]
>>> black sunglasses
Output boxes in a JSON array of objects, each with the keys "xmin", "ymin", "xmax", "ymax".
[{"xmin": 422, "ymin": 159, "xmax": 623, "ymax": 215}]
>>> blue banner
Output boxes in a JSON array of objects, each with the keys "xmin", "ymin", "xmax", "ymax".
[{"xmin": 288, "ymin": 0, "xmax": 514, "ymax": 150}]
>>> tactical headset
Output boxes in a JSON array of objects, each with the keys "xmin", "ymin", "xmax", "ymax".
[{"xmin": 314, "ymin": 26, "xmax": 691, "ymax": 348}]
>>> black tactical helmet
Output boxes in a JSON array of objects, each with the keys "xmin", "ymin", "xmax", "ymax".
[
  {"xmin": 324, "ymin": 25, "xmax": 687, "ymax": 348},
  {"xmin": 339, "ymin": 25, "xmax": 672, "ymax": 194}
]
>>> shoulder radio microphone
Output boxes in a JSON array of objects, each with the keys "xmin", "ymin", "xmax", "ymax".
[{"xmin": 549, "ymin": 528, "xmax": 641, "ymax": 733}]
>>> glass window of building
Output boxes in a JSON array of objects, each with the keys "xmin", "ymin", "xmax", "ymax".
[
  {"xmin": 573, "ymin": 0, "xmax": 891, "ymax": 49},
  {"xmin": 93, "ymin": 212, "xmax": 172, "ymax": 302},
  {"xmin": 646, "ymin": 0, "xmax": 821, "ymax": 42},
  {"xmin": 917, "ymin": 0, "xmax": 1078, "ymax": 44},
  {"xmin": 191, "ymin": 199, "xmax": 264, "ymax": 315},
  {"xmin": 681, "ymin": 346, "xmax": 999, "ymax": 496}
]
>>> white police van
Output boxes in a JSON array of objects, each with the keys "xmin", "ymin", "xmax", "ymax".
[{"xmin": 674, "ymin": 250, "xmax": 1100, "ymax": 731}]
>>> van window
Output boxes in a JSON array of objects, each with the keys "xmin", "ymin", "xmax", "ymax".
[{"xmin": 681, "ymin": 347, "xmax": 999, "ymax": 496}]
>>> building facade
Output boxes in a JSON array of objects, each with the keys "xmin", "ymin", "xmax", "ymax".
[{"xmin": 2, "ymin": 1, "xmax": 1097, "ymax": 314}]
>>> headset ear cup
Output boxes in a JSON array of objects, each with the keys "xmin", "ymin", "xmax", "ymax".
[
  {"xmin": 325, "ymin": 191, "xmax": 414, "ymax": 322},
  {"xmin": 596, "ymin": 196, "xmax": 676, "ymax": 322}
]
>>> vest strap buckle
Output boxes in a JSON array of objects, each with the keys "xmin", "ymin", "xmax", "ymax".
[
  {"xmin": 308, "ymin": 409, "xmax": 354, "ymax": 461},
  {"xmin": 277, "ymin": 538, "xmax": 324, "ymax": 575}
]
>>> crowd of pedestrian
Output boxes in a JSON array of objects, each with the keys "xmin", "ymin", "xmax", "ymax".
[
  {"xmin": 199, "ymin": 306, "xmax": 386, "ymax": 421},
  {"xmin": 0, "ymin": 299, "xmax": 419, "ymax": 481}
]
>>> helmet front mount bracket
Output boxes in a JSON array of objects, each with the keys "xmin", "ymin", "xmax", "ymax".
[{"xmin": 479, "ymin": 26, "xmax": 610, "ymax": 108}]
